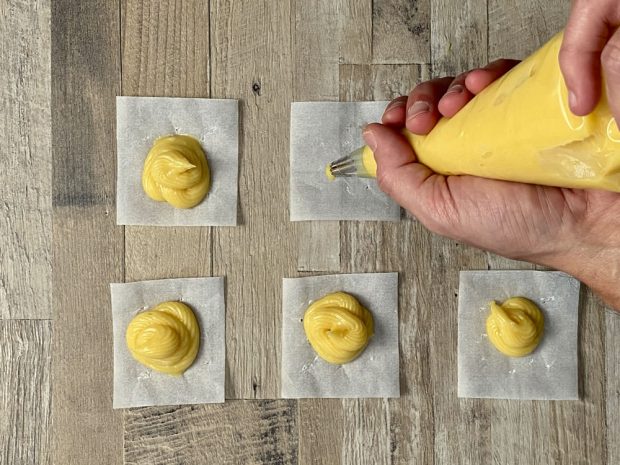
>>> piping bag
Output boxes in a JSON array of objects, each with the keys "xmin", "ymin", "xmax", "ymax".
[{"xmin": 327, "ymin": 31, "xmax": 620, "ymax": 192}]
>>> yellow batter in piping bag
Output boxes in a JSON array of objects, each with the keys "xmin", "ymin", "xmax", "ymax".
[
  {"xmin": 126, "ymin": 301, "xmax": 200, "ymax": 375},
  {"xmin": 142, "ymin": 134, "xmax": 210, "ymax": 208},
  {"xmin": 303, "ymin": 291, "xmax": 374, "ymax": 364},
  {"xmin": 486, "ymin": 297, "xmax": 544, "ymax": 357},
  {"xmin": 327, "ymin": 31, "xmax": 620, "ymax": 192}
]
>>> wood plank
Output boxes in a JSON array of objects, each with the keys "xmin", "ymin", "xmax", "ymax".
[
  {"xmin": 547, "ymin": 287, "xmax": 606, "ymax": 465},
  {"xmin": 338, "ymin": 0, "xmax": 372, "ymax": 64},
  {"xmin": 339, "ymin": 64, "xmax": 431, "ymax": 102},
  {"xmin": 607, "ymin": 309, "xmax": 620, "ymax": 465},
  {"xmin": 51, "ymin": 0, "xmax": 123, "ymax": 463},
  {"xmin": 297, "ymin": 222, "xmax": 340, "ymax": 272},
  {"xmin": 338, "ymin": 64, "xmax": 438, "ymax": 465},
  {"xmin": 124, "ymin": 400, "xmax": 298, "ymax": 465},
  {"xmin": 486, "ymin": 3, "xmax": 606, "ymax": 462},
  {"xmin": 0, "ymin": 320, "xmax": 51, "ymax": 465},
  {"xmin": 292, "ymin": 0, "xmax": 371, "ymax": 96},
  {"xmin": 0, "ymin": 0, "xmax": 51, "ymax": 319},
  {"xmin": 431, "ymin": 0, "xmax": 488, "ymax": 76},
  {"xmin": 384, "ymin": 221, "xmax": 435, "ymax": 465},
  {"xmin": 342, "ymin": 398, "xmax": 391, "ymax": 465},
  {"xmin": 292, "ymin": 0, "xmax": 340, "ymax": 101},
  {"xmin": 298, "ymin": 399, "xmax": 344, "ymax": 465},
  {"xmin": 488, "ymin": 0, "xmax": 569, "ymax": 60},
  {"xmin": 292, "ymin": 0, "xmax": 372, "ymax": 273},
  {"xmin": 120, "ymin": 2, "xmax": 220, "ymax": 461},
  {"xmin": 121, "ymin": 0, "xmax": 210, "ymax": 98},
  {"xmin": 428, "ymin": 5, "xmax": 493, "ymax": 462},
  {"xmin": 120, "ymin": 0, "xmax": 212, "ymax": 286},
  {"xmin": 291, "ymin": 0, "xmax": 371, "ymax": 273},
  {"xmin": 210, "ymin": 0, "xmax": 295, "ymax": 399},
  {"xmin": 486, "ymin": 241, "xmax": 541, "ymax": 465},
  {"xmin": 485, "ymin": 261, "xmax": 552, "ymax": 465},
  {"xmin": 372, "ymin": 0, "xmax": 430, "ymax": 64},
  {"xmin": 53, "ymin": 213, "xmax": 124, "ymax": 463},
  {"xmin": 427, "ymin": 238, "xmax": 491, "ymax": 464}
]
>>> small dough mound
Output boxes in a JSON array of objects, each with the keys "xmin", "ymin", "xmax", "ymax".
[
  {"xmin": 142, "ymin": 134, "xmax": 210, "ymax": 209},
  {"xmin": 303, "ymin": 291, "xmax": 374, "ymax": 364},
  {"xmin": 486, "ymin": 297, "xmax": 544, "ymax": 357},
  {"xmin": 324, "ymin": 164, "xmax": 335, "ymax": 181},
  {"xmin": 126, "ymin": 301, "xmax": 200, "ymax": 375}
]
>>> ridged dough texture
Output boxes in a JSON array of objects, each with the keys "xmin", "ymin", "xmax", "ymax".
[
  {"xmin": 142, "ymin": 134, "xmax": 210, "ymax": 209},
  {"xmin": 126, "ymin": 301, "xmax": 200, "ymax": 375},
  {"xmin": 303, "ymin": 292, "xmax": 374, "ymax": 364},
  {"xmin": 486, "ymin": 297, "xmax": 544, "ymax": 357}
]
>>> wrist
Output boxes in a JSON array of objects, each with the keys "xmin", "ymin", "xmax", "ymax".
[{"xmin": 543, "ymin": 239, "xmax": 620, "ymax": 312}]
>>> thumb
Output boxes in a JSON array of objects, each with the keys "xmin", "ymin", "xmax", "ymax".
[
  {"xmin": 362, "ymin": 123, "xmax": 446, "ymax": 224},
  {"xmin": 559, "ymin": 3, "xmax": 610, "ymax": 116},
  {"xmin": 602, "ymin": 27, "xmax": 620, "ymax": 124}
]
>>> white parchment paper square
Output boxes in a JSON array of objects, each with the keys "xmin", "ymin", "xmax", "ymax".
[
  {"xmin": 290, "ymin": 102, "xmax": 400, "ymax": 221},
  {"xmin": 111, "ymin": 277, "xmax": 225, "ymax": 408},
  {"xmin": 116, "ymin": 96, "xmax": 238, "ymax": 226},
  {"xmin": 282, "ymin": 273, "xmax": 400, "ymax": 398},
  {"xmin": 458, "ymin": 271, "xmax": 580, "ymax": 400}
]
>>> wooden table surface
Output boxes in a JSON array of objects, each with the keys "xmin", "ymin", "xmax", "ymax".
[{"xmin": 3, "ymin": 0, "xmax": 620, "ymax": 464}]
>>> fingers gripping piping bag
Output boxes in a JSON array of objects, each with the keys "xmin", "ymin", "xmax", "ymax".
[{"xmin": 328, "ymin": 31, "xmax": 620, "ymax": 192}]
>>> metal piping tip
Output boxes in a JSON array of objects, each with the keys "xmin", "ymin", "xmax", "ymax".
[
  {"xmin": 328, "ymin": 156, "xmax": 357, "ymax": 177},
  {"xmin": 326, "ymin": 147, "xmax": 370, "ymax": 179}
]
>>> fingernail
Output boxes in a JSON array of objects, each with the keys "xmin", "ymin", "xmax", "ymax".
[
  {"xmin": 569, "ymin": 91, "xmax": 577, "ymax": 110},
  {"xmin": 362, "ymin": 125, "xmax": 377, "ymax": 151},
  {"xmin": 407, "ymin": 101, "xmax": 431, "ymax": 120},
  {"xmin": 445, "ymin": 84, "xmax": 464, "ymax": 95},
  {"xmin": 385, "ymin": 99, "xmax": 406, "ymax": 114}
]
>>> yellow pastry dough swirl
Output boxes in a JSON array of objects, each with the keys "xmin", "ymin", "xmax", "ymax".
[
  {"xmin": 142, "ymin": 134, "xmax": 210, "ymax": 209},
  {"xmin": 486, "ymin": 297, "xmax": 544, "ymax": 357},
  {"xmin": 126, "ymin": 301, "xmax": 200, "ymax": 375},
  {"xmin": 303, "ymin": 292, "xmax": 374, "ymax": 364}
]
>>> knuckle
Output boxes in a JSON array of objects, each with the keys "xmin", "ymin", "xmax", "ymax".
[{"xmin": 410, "ymin": 81, "xmax": 432, "ymax": 98}]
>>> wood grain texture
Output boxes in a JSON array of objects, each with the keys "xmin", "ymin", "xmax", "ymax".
[
  {"xmin": 427, "ymin": 240, "xmax": 491, "ymax": 465},
  {"xmin": 121, "ymin": 1, "xmax": 210, "ymax": 98},
  {"xmin": 52, "ymin": 212, "xmax": 124, "ymax": 465},
  {"xmin": 210, "ymin": 0, "xmax": 295, "ymax": 399},
  {"xmin": 297, "ymin": 222, "xmax": 340, "ymax": 272},
  {"xmin": 297, "ymin": 399, "xmax": 343, "ymax": 465},
  {"xmin": 338, "ymin": 0, "xmax": 372, "ymax": 64},
  {"xmin": 551, "ymin": 286, "xmax": 606, "ymax": 465},
  {"xmin": 486, "ymin": 3, "xmax": 607, "ymax": 463},
  {"xmin": 339, "ymin": 64, "xmax": 431, "ymax": 102},
  {"xmin": 342, "ymin": 398, "xmax": 391, "ymax": 465},
  {"xmin": 44, "ymin": 1, "xmax": 618, "ymax": 463},
  {"xmin": 292, "ymin": 0, "xmax": 339, "ymax": 275},
  {"xmin": 0, "ymin": 320, "xmax": 51, "ymax": 465},
  {"xmin": 607, "ymin": 309, "xmax": 620, "ymax": 465},
  {"xmin": 428, "ymin": 4, "xmax": 493, "ymax": 463},
  {"xmin": 338, "ymin": 64, "xmax": 436, "ymax": 465},
  {"xmin": 488, "ymin": 0, "xmax": 570, "ymax": 60},
  {"xmin": 372, "ymin": 0, "xmax": 430, "ymax": 64},
  {"xmin": 120, "ymin": 0, "xmax": 212, "ymax": 286},
  {"xmin": 124, "ymin": 400, "xmax": 298, "ymax": 465},
  {"xmin": 292, "ymin": 0, "xmax": 372, "ymax": 273},
  {"xmin": 51, "ymin": 0, "xmax": 123, "ymax": 463},
  {"xmin": 484, "ymin": 16, "xmax": 542, "ymax": 458},
  {"xmin": 430, "ymin": 0, "xmax": 487, "ymax": 76},
  {"xmin": 0, "ymin": 0, "xmax": 51, "ymax": 319}
]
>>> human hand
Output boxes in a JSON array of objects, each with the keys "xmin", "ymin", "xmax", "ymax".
[
  {"xmin": 559, "ymin": 0, "xmax": 620, "ymax": 122},
  {"xmin": 363, "ymin": 62, "xmax": 620, "ymax": 310}
]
